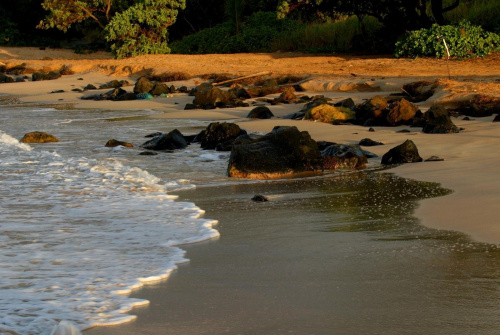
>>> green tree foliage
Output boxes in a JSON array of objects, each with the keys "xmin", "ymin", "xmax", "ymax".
[
  {"xmin": 394, "ymin": 20, "xmax": 500, "ymax": 58},
  {"xmin": 105, "ymin": 0, "xmax": 186, "ymax": 58},
  {"xmin": 38, "ymin": 0, "xmax": 119, "ymax": 31}
]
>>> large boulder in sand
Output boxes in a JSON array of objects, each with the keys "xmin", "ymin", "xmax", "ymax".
[
  {"xmin": 20, "ymin": 131, "xmax": 59, "ymax": 143},
  {"xmin": 386, "ymin": 99, "xmax": 419, "ymax": 126},
  {"xmin": 381, "ymin": 140, "xmax": 423, "ymax": 165},
  {"xmin": 422, "ymin": 105, "xmax": 459, "ymax": 134},
  {"xmin": 140, "ymin": 129, "xmax": 187, "ymax": 151},
  {"xmin": 304, "ymin": 104, "xmax": 355, "ymax": 124},
  {"xmin": 355, "ymin": 95, "xmax": 389, "ymax": 126},
  {"xmin": 32, "ymin": 71, "xmax": 61, "ymax": 81},
  {"xmin": 195, "ymin": 122, "xmax": 247, "ymax": 151},
  {"xmin": 193, "ymin": 83, "xmax": 232, "ymax": 106},
  {"xmin": 322, "ymin": 144, "xmax": 367, "ymax": 170},
  {"xmin": 227, "ymin": 126, "xmax": 323, "ymax": 179},
  {"xmin": 247, "ymin": 106, "xmax": 274, "ymax": 119},
  {"xmin": 134, "ymin": 77, "xmax": 155, "ymax": 94}
]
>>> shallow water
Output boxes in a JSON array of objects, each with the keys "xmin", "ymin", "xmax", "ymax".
[{"xmin": 1, "ymin": 101, "xmax": 499, "ymax": 335}]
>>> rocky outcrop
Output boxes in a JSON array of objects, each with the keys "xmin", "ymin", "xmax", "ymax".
[
  {"xmin": 140, "ymin": 129, "xmax": 187, "ymax": 151},
  {"xmin": 195, "ymin": 122, "xmax": 247, "ymax": 151},
  {"xmin": 99, "ymin": 80, "xmax": 131, "ymax": 89},
  {"xmin": 20, "ymin": 131, "xmax": 59, "ymax": 143},
  {"xmin": 227, "ymin": 126, "xmax": 323, "ymax": 179},
  {"xmin": 422, "ymin": 105, "xmax": 459, "ymax": 134},
  {"xmin": 381, "ymin": 140, "xmax": 423, "ymax": 165},
  {"xmin": 449, "ymin": 94, "xmax": 500, "ymax": 117},
  {"xmin": 0, "ymin": 73, "xmax": 14, "ymax": 83},
  {"xmin": 105, "ymin": 139, "xmax": 133, "ymax": 148},
  {"xmin": 321, "ymin": 144, "xmax": 367, "ymax": 169},
  {"xmin": 32, "ymin": 71, "xmax": 61, "ymax": 81},
  {"xmin": 82, "ymin": 88, "xmax": 136, "ymax": 101},
  {"xmin": 247, "ymin": 106, "xmax": 274, "ymax": 119}
]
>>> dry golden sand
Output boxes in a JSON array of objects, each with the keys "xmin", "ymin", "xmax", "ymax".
[{"xmin": 1, "ymin": 46, "xmax": 500, "ymax": 243}]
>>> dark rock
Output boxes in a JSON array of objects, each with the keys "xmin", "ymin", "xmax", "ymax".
[
  {"xmin": 251, "ymin": 194, "xmax": 269, "ymax": 202},
  {"xmin": 197, "ymin": 122, "xmax": 247, "ymax": 151},
  {"xmin": 193, "ymin": 83, "xmax": 231, "ymax": 106},
  {"xmin": 115, "ymin": 92, "xmax": 137, "ymax": 101},
  {"xmin": 362, "ymin": 150, "xmax": 378, "ymax": 158},
  {"xmin": 184, "ymin": 104, "xmax": 197, "ymax": 110},
  {"xmin": 20, "ymin": 131, "xmax": 59, "ymax": 143},
  {"xmin": 71, "ymin": 88, "xmax": 83, "ymax": 92},
  {"xmin": 183, "ymin": 134, "xmax": 197, "ymax": 144},
  {"xmin": 145, "ymin": 132, "xmax": 163, "ymax": 138},
  {"xmin": 381, "ymin": 139, "xmax": 423, "ymax": 165},
  {"xmin": 0, "ymin": 73, "xmax": 14, "ymax": 83},
  {"xmin": 139, "ymin": 151, "xmax": 158, "ymax": 156},
  {"xmin": 368, "ymin": 127, "xmax": 375, "ymax": 132},
  {"xmin": 51, "ymin": 90, "xmax": 65, "ymax": 93},
  {"xmin": 32, "ymin": 71, "xmax": 61, "ymax": 81},
  {"xmin": 229, "ymin": 84, "xmax": 251, "ymax": 99},
  {"xmin": 493, "ymin": 114, "xmax": 500, "ymax": 122},
  {"xmin": 150, "ymin": 82, "xmax": 171, "ymax": 96},
  {"xmin": 397, "ymin": 129, "xmax": 411, "ymax": 133},
  {"xmin": 334, "ymin": 98, "xmax": 355, "ymax": 109},
  {"xmin": 322, "ymin": 144, "xmax": 367, "ymax": 170},
  {"xmin": 227, "ymin": 126, "xmax": 323, "ymax": 178},
  {"xmin": 355, "ymin": 95, "xmax": 389, "ymax": 126},
  {"xmin": 140, "ymin": 129, "xmax": 187, "ymax": 151},
  {"xmin": 105, "ymin": 139, "xmax": 133, "ymax": 148},
  {"xmin": 179, "ymin": 86, "xmax": 188, "ymax": 93},
  {"xmin": 283, "ymin": 111, "xmax": 306, "ymax": 120},
  {"xmin": 425, "ymin": 156, "xmax": 444, "ymax": 162},
  {"xmin": 359, "ymin": 138, "xmax": 383, "ymax": 146},
  {"xmin": 450, "ymin": 94, "xmax": 500, "ymax": 117},
  {"xmin": 247, "ymin": 106, "xmax": 274, "ymax": 119},
  {"xmin": 277, "ymin": 87, "xmax": 297, "ymax": 103},
  {"xmin": 422, "ymin": 105, "xmax": 459, "ymax": 134},
  {"xmin": 99, "ymin": 80, "xmax": 130, "ymax": 89},
  {"xmin": 101, "ymin": 88, "xmax": 129, "ymax": 101},
  {"xmin": 84, "ymin": 84, "xmax": 97, "ymax": 91},
  {"xmin": 386, "ymin": 98, "xmax": 419, "ymax": 126},
  {"xmin": 134, "ymin": 77, "xmax": 155, "ymax": 94},
  {"xmin": 462, "ymin": 116, "xmax": 472, "ymax": 121},
  {"xmin": 317, "ymin": 141, "xmax": 337, "ymax": 151},
  {"xmin": 401, "ymin": 80, "xmax": 438, "ymax": 102}
]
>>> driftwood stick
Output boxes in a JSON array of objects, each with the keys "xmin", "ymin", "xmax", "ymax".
[{"xmin": 213, "ymin": 71, "xmax": 271, "ymax": 86}]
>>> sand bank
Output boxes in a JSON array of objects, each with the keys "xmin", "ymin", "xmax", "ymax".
[{"xmin": 1, "ymin": 48, "xmax": 499, "ymax": 244}]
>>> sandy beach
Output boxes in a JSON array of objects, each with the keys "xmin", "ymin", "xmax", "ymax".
[
  {"xmin": 1, "ymin": 47, "xmax": 500, "ymax": 333},
  {"xmin": 1, "ymin": 46, "xmax": 499, "ymax": 244}
]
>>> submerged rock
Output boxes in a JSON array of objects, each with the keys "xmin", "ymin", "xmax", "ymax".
[
  {"xmin": 20, "ymin": 131, "xmax": 58, "ymax": 143},
  {"xmin": 140, "ymin": 129, "xmax": 187, "ymax": 151},
  {"xmin": 105, "ymin": 139, "xmax": 133, "ymax": 148},
  {"xmin": 321, "ymin": 144, "xmax": 367, "ymax": 170},
  {"xmin": 381, "ymin": 139, "xmax": 423, "ymax": 165}
]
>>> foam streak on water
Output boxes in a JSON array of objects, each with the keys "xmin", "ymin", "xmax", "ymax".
[{"xmin": 0, "ymin": 131, "xmax": 219, "ymax": 334}]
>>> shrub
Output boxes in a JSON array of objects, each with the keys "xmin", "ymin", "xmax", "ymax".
[{"xmin": 394, "ymin": 20, "xmax": 500, "ymax": 59}]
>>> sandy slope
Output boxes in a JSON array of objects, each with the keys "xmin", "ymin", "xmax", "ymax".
[{"xmin": 1, "ymin": 47, "xmax": 500, "ymax": 244}]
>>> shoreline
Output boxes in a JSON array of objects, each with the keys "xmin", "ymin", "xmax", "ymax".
[{"xmin": 1, "ymin": 48, "xmax": 499, "ymax": 246}]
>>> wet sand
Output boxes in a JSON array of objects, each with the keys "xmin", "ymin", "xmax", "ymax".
[{"xmin": 85, "ymin": 175, "xmax": 500, "ymax": 335}]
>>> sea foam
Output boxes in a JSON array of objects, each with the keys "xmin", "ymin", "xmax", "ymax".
[{"xmin": 0, "ymin": 131, "xmax": 219, "ymax": 334}]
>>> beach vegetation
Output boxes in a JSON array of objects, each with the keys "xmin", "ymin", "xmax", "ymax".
[
  {"xmin": 394, "ymin": 20, "xmax": 500, "ymax": 58},
  {"xmin": 171, "ymin": 11, "xmax": 302, "ymax": 54}
]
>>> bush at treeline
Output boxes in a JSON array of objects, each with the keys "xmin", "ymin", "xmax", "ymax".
[{"xmin": 0, "ymin": 0, "xmax": 499, "ymax": 59}]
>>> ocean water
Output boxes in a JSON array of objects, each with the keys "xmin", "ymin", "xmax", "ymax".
[{"xmin": 0, "ymin": 104, "xmax": 223, "ymax": 334}]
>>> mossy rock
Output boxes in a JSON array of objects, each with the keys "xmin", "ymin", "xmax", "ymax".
[{"xmin": 304, "ymin": 104, "xmax": 355, "ymax": 123}]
